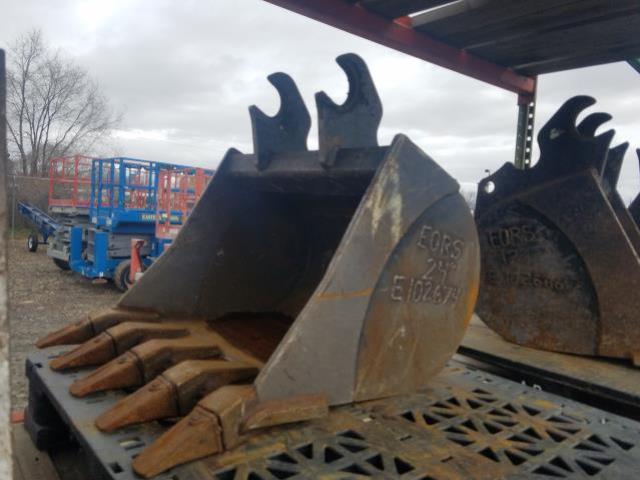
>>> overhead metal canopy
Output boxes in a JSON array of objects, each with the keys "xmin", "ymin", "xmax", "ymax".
[{"xmin": 264, "ymin": 0, "xmax": 640, "ymax": 97}]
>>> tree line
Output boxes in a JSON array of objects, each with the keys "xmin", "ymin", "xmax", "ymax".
[{"xmin": 6, "ymin": 30, "xmax": 119, "ymax": 177}]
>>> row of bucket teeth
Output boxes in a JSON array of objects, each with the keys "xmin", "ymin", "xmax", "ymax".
[
  {"xmin": 475, "ymin": 95, "xmax": 640, "ymax": 362},
  {"xmin": 42, "ymin": 309, "xmax": 327, "ymax": 477}
]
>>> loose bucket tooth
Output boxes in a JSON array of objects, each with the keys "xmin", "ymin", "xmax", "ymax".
[{"xmin": 96, "ymin": 359, "xmax": 259, "ymax": 431}]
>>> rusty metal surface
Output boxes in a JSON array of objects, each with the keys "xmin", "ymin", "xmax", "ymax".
[
  {"xmin": 475, "ymin": 96, "xmax": 640, "ymax": 362},
  {"xmin": 26, "ymin": 348, "xmax": 640, "ymax": 479},
  {"xmin": 35, "ymin": 53, "xmax": 479, "ymax": 476}
]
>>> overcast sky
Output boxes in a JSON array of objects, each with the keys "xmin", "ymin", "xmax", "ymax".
[{"xmin": 1, "ymin": 0, "xmax": 639, "ymax": 199}]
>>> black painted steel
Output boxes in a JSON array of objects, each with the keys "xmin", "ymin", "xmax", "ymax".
[{"xmin": 25, "ymin": 348, "xmax": 640, "ymax": 479}]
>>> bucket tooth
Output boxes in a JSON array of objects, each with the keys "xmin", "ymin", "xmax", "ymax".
[
  {"xmin": 316, "ymin": 53, "xmax": 382, "ymax": 167},
  {"xmin": 132, "ymin": 404, "xmax": 224, "ymax": 479},
  {"xmin": 96, "ymin": 359, "xmax": 259, "ymax": 431},
  {"xmin": 69, "ymin": 352, "xmax": 142, "ymax": 397},
  {"xmin": 163, "ymin": 359, "xmax": 260, "ymax": 415},
  {"xmin": 105, "ymin": 321, "xmax": 190, "ymax": 354},
  {"xmin": 132, "ymin": 337, "xmax": 224, "ymax": 381},
  {"xmin": 35, "ymin": 319, "xmax": 94, "ymax": 349},
  {"xmin": 70, "ymin": 336, "xmax": 224, "ymax": 397},
  {"xmin": 36, "ymin": 307, "xmax": 161, "ymax": 348},
  {"xmin": 50, "ymin": 333, "xmax": 115, "ymax": 371},
  {"xmin": 476, "ymin": 96, "xmax": 640, "ymax": 361},
  {"xmin": 249, "ymin": 72, "xmax": 310, "ymax": 170},
  {"xmin": 132, "ymin": 385, "xmax": 327, "ymax": 477},
  {"xmin": 95, "ymin": 376, "xmax": 177, "ymax": 432},
  {"xmin": 133, "ymin": 385, "xmax": 256, "ymax": 478},
  {"xmin": 49, "ymin": 322, "xmax": 190, "ymax": 371}
]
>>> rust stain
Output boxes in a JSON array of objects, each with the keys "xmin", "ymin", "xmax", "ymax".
[{"xmin": 316, "ymin": 288, "xmax": 373, "ymax": 300}]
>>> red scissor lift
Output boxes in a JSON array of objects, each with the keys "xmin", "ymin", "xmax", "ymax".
[
  {"xmin": 45, "ymin": 155, "xmax": 93, "ymax": 269},
  {"xmin": 129, "ymin": 166, "xmax": 213, "ymax": 283}
]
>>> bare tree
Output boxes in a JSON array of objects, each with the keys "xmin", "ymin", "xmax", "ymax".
[{"xmin": 6, "ymin": 30, "xmax": 119, "ymax": 176}]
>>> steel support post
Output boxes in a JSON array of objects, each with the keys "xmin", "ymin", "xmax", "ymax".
[{"xmin": 514, "ymin": 80, "xmax": 537, "ymax": 169}]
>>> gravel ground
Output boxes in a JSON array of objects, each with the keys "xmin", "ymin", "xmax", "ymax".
[{"xmin": 8, "ymin": 236, "xmax": 120, "ymax": 409}]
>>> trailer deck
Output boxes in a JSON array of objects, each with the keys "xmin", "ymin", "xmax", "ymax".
[{"xmin": 22, "ymin": 339, "xmax": 640, "ymax": 480}]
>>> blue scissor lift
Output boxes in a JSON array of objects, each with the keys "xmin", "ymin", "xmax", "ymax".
[{"xmin": 69, "ymin": 157, "xmax": 170, "ymax": 291}]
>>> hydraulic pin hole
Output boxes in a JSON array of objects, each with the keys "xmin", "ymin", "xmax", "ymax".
[{"xmin": 483, "ymin": 181, "xmax": 496, "ymax": 194}]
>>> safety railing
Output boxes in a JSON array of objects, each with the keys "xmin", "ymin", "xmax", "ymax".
[
  {"xmin": 48, "ymin": 155, "xmax": 93, "ymax": 209},
  {"xmin": 156, "ymin": 167, "xmax": 213, "ymax": 240}
]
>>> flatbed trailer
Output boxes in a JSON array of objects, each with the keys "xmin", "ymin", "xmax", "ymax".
[{"xmin": 18, "ymin": 325, "xmax": 640, "ymax": 480}]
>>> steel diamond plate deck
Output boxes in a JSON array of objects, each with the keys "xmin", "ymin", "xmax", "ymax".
[{"xmin": 26, "ymin": 348, "xmax": 640, "ymax": 479}]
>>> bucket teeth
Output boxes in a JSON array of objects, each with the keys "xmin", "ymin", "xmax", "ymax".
[
  {"xmin": 132, "ymin": 404, "xmax": 224, "ymax": 479},
  {"xmin": 69, "ymin": 352, "xmax": 142, "ymax": 397},
  {"xmin": 69, "ymin": 337, "xmax": 224, "ymax": 397},
  {"xmin": 50, "ymin": 332, "xmax": 114, "ymax": 371},
  {"xmin": 95, "ymin": 376, "xmax": 177, "ymax": 432},
  {"xmin": 96, "ymin": 359, "xmax": 259, "ymax": 431},
  {"xmin": 249, "ymin": 72, "xmax": 310, "ymax": 169},
  {"xmin": 132, "ymin": 385, "xmax": 256, "ymax": 478},
  {"xmin": 36, "ymin": 307, "xmax": 161, "ymax": 348},
  {"xmin": 36, "ymin": 319, "xmax": 94, "ymax": 349},
  {"xmin": 131, "ymin": 386, "xmax": 328, "ymax": 478},
  {"xmin": 316, "ymin": 53, "xmax": 382, "ymax": 167},
  {"xmin": 49, "ymin": 322, "xmax": 190, "ymax": 371}
]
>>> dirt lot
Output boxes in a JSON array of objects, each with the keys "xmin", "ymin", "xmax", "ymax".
[{"xmin": 8, "ymin": 235, "xmax": 120, "ymax": 410}]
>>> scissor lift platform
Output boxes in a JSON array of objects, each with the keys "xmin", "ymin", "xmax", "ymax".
[{"xmin": 24, "ymin": 345, "xmax": 640, "ymax": 480}]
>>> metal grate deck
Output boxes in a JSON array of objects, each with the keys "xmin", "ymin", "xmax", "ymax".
[{"xmin": 25, "ymin": 348, "xmax": 640, "ymax": 479}]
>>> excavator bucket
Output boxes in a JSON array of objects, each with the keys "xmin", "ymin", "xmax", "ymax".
[
  {"xmin": 36, "ymin": 53, "xmax": 480, "ymax": 477},
  {"xmin": 475, "ymin": 96, "xmax": 640, "ymax": 364}
]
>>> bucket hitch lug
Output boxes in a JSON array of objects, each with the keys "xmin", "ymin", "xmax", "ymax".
[
  {"xmin": 249, "ymin": 72, "xmax": 310, "ymax": 170},
  {"xmin": 316, "ymin": 53, "xmax": 382, "ymax": 168}
]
